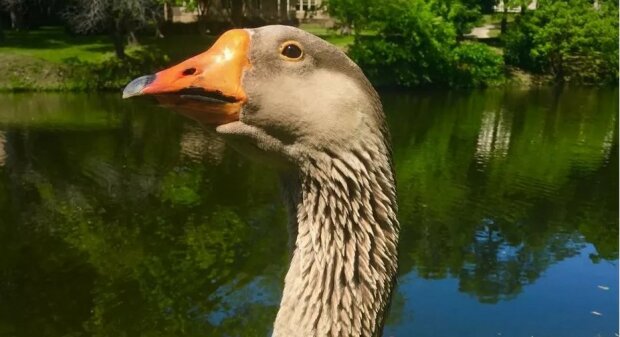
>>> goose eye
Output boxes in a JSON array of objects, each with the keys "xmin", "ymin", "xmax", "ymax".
[{"xmin": 280, "ymin": 43, "xmax": 303, "ymax": 60}]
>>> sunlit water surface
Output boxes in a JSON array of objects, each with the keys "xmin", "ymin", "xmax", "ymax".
[{"xmin": 0, "ymin": 88, "xmax": 617, "ymax": 337}]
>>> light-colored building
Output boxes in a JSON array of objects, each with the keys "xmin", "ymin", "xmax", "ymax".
[
  {"xmin": 493, "ymin": 0, "xmax": 538, "ymax": 12},
  {"xmin": 295, "ymin": 0, "xmax": 329, "ymax": 20},
  {"xmin": 165, "ymin": 0, "xmax": 328, "ymax": 25}
]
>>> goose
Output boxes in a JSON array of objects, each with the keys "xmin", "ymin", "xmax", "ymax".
[{"xmin": 123, "ymin": 25, "xmax": 399, "ymax": 337}]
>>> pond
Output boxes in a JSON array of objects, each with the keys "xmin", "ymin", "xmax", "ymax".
[{"xmin": 0, "ymin": 88, "xmax": 617, "ymax": 337}]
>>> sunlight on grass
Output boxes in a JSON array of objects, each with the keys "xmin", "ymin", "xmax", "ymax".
[
  {"xmin": 299, "ymin": 23, "xmax": 354, "ymax": 50},
  {"xmin": 0, "ymin": 27, "xmax": 115, "ymax": 63},
  {"xmin": 0, "ymin": 26, "xmax": 219, "ymax": 64},
  {"xmin": 0, "ymin": 25, "xmax": 354, "ymax": 90},
  {"xmin": 0, "ymin": 25, "xmax": 353, "ymax": 64}
]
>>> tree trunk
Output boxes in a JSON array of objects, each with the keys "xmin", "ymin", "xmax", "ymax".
[
  {"xmin": 197, "ymin": 1, "xmax": 210, "ymax": 35},
  {"xmin": 112, "ymin": 32, "xmax": 127, "ymax": 59},
  {"xmin": 279, "ymin": 0, "xmax": 288, "ymax": 22},
  {"xmin": 501, "ymin": 7, "xmax": 508, "ymax": 34},
  {"xmin": 231, "ymin": 0, "xmax": 244, "ymax": 27},
  {"xmin": 154, "ymin": 22, "xmax": 165, "ymax": 38},
  {"xmin": 554, "ymin": 54, "xmax": 565, "ymax": 83},
  {"xmin": 10, "ymin": 9, "xmax": 23, "ymax": 30},
  {"xmin": 127, "ymin": 31, "xmax": 139, "ymax": 46},
  {"xmin": 164, "ymin": 1, "xmax": 173, "ymax": 22}
]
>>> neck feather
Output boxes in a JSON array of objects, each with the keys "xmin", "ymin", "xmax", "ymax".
[{"xmin": 273, "ymin": 142, "xmax": 399, "ymax": 337}]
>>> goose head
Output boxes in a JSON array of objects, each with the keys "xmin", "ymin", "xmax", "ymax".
[
  {"xmin": 123, "ymin": 25, "xmax": 386, "ymax": 169},
  {"xmin": 124, "ymin": 25, "xmax": 398, "ymax": 337}
]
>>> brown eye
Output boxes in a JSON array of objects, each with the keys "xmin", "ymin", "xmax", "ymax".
[{"xmin": 280, "ymin": 43, "xmax": 303, "ymax": 60}]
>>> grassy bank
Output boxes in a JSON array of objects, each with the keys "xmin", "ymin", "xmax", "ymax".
[
  {"xmin": 0, "ymin": 25, "xmax": 354, "ymax": 92},
  {"xmin": 0, "ymin": 27, "xmax": 221, "ymax": 91}
]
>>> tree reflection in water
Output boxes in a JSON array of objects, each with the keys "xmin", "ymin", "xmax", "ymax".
[{"xmin": 0, "ymin": 89, "xmax": 617, "ymax": 336}]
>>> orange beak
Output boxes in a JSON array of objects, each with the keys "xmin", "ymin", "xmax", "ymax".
[{"xmin": 122, "ymin": 29, "xmax": 251, "ymax": 125}]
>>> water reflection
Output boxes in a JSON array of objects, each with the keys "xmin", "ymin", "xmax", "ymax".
[
  {"xmin": 475, "ymin": 108, "xmax": 511, "ymax": 163},
  {"xmin": 0, "ymin": 131, "xmax": 5, "ymax": 167},
  {"xmin": 0, "ymin": 89, "xmax": 617, "ymax": 336}
]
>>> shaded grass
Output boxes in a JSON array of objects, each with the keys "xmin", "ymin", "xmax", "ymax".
[
  {"xmin": 488, "ymin": 28, "xmax": 501, "ymax": 38},
  {"xmin": 481, "ymin": 13, "xmax": 517, "ymax": 26},
  {"xmin": 0, "ymin": 26, "xmax": 217, "ymax": 65},
  {"xmin": 0, "ymin": 27, "xmax": 115, "ymax": 63},
  {"xmin": 0, "ymin": 27, "xmax": 221, "ymax": 91},
  {"xmin": 0, "ymin": 25, "xmax": 349, "ymax": 65},
  {"xmin": 299, "ymin": 23, "xmax": 354, "ymax": 50},
  {"xmin": 0, "ymin": 25, "xmax": 353, "ymax": 91},
  {"xmin": 0, "ymin": 25, "xmax": 355, "ymax": 91}
]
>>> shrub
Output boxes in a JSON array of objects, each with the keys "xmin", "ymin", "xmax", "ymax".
[
  {"xmin": 504, "ymin": 0, "xmax": 618, "ymax": 84},
  {"xmin": 451, "ymin": 42, "xmax": 504, "ymax": 87},
  {"xmin": 430, "ymin": 0, "xmax": 482, "ymax": 38},
  {"xmin": 330, "ymin": 0, "xmax": 503, "ymax": 87},
  {"xmin": 348, "ymin": 0, "xmax": 457, "ymax": 87}
]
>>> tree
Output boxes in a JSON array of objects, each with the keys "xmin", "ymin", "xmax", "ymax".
[
  {"xmin": 497, "ymin": 0, "xmax": 530, "ymax": 34},
  {"xmin": 65, "ymin": 0, "xmax": 162, "ymax": 59},
  {"xmin": 346, "ymin": 0, "xmax": 457, "ymax": 86},
  {"xmin": 334, "ymin": 0, "xmax": 502, "ymax": 87},
  {"xmin": 195, "ymin": 0, "xmax": 214, "ymax": 32},
  {"xmin": 430, "ymin": 0, "xmax": 482, "ymax": 39},
  {"xmin": 0, "ymin": 0, "xmax": 28, "ymax": 30},
  {"xmin": 479, "ymin": 0, "xmax": 495, "ymax": 13},
  {"xmin": 325, "ymin": 0, "xmax": 374, "ymax": 35},
  {"xmin": 159, "ymin": 0, "xmax": 214, "ymax": 34},
  {"xmin": 504, "ymin": 0, "xmax": 619, "ymax": 83}
]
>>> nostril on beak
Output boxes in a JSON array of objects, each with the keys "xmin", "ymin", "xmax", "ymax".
[{"xmin": 182, "ymin": 68, "xmax": 196, "ymax": 76}]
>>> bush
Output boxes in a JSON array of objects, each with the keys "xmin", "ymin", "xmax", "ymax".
[
  {"xmin": 451, "ymin": 42, "xmax": 504, "ymax": 87},
  {"xmin": 430, "ymin": 0, "xmax": 482, "ymax": 38},
  {"xmin": 347, "ymin": 0, "xmax": 503, "ymax": 88},
  {"xmin": 504, "ymin": 0, "xmax": 618, "ymax": 84},
  {"xmin": 348, "ymin": 0, "xmax": 455, "ymax": 87}
]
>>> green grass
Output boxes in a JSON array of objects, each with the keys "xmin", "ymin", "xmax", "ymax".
[
  {"xmin": 299, "ymin": 23, "xmax": 354, "ymax": 50},
  {"xmin": 0, "ymin": 24, "xmax": 355, "ymax": 90},
  {"xmin": 0, "ymin": 27, "xmax": 222, "ymax": 90},
  {"xmin": 0, "ymin": 25, "xmax": 351, "ymax": 64},
  {"xmin": 0, "ymin": 26, "xmax": 217, "ymax": 64},
  {"xmin": 488, "ymin": 28, "xmax": 501, "ymax": 38},
  {"xmin": 0, "ymin": 27, "xmax": 115, "ymax": 63},
  {"xmin": 299, "ymin": 22, "xmax": 334, "ymax": 36},
  {"xmin": 481, "ymin": 13, "xmax": 518, "ymax": 26}
]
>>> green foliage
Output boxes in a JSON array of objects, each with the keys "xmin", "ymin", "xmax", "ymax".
[
  {"xmin": 430, "ymin": 0, "xmax": 483, "ymax": 37},
  {"xmin": 66, "ymin": 0, "xmax": 163, "ymax": 58},
  {"xmin": 0, "ymin": 27, "xmax": 187, "ymax": 91},
  {"xmin": 324, "ymin": 0, "xmax": 375, "ymax": 33},
  {"xmin": 334, "ymin": 0, "xmax": 503, "ymax": 87},
  {"xmin": 347, "ymin": 0, "xmax": 455, "ymax": 87},
  {"xmin": 504, "ymin": 0, "xmax": 619, "ymax": 84},
  {"xmin": 451, "ymin": 42, "xmax": 504, "ymax": 87},
  {"xmin": 479, "ymin": 0, "xmax": 496, "ymax": 13},
  {"xmin": 65, "ymin": 48, "xmax": 169, "ymax": 90},
  {"xmin": 160, "ymin": 167, "xmax": 204, "ymax": 206}
]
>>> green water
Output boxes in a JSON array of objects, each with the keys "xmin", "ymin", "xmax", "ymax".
[{"xmin": 0, "ymin": 88, "xmax": 617, "ymax": 337}]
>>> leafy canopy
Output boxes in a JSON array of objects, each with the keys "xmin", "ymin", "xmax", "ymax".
[
  {"xmin": 504, "ymin": 0, "xmax": 619, "ymax": 84},
  {"xmin": 330, "ymin": 0, "xmax": 503, "ymax": 87}
]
